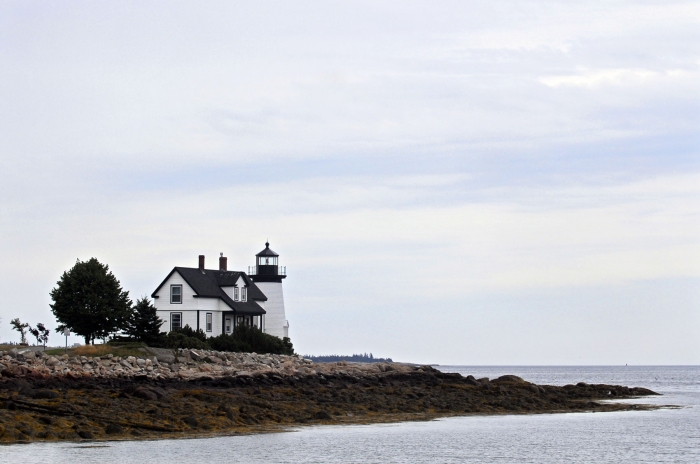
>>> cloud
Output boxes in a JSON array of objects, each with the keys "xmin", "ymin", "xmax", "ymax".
[
  {"xmin": 537, "ymin": 68, "xmax": 700, "ymax": 88},
  {"xmin": 1, "ymin": 1, "xmax": 699, "ymax": 362}
]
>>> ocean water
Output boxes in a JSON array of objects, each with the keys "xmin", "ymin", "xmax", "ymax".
[{"xmin": 1, "ymin": 366, "xmax": 698, "ymax": 463}]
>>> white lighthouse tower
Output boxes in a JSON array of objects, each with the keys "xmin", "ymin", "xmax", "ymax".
[{"xmin": 249, "ymin": 242, "xmax": 289, "ymax": 339}]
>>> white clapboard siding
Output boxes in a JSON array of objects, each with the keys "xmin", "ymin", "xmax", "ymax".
[{"xmin": 254, "ymin": 282, "xmax": 287, "ymax": 339}]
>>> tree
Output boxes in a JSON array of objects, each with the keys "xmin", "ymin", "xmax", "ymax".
[
  {"xmin": 28, "ymin": 323, "xmax": 51, "ymax": 350},
  {"xmin": 125, "ymin": 297, "xmax": 164, "ymax": 344},
  {"xmin": 50, "ymin": 258, "xmax": 132, "ymax": 345},
  {"xmin": 10, "ymin": 318, "xmax": 29, "ymax": 344}
]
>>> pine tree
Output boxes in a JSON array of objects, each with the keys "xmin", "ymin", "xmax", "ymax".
[{"xmin": 126, "ymin": 297, "xmax": 164, "ymax": 343}]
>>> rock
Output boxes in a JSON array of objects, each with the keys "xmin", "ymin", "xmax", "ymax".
[
  {"xmin": 183, "ymin": 416, "xmax": 199, "ymax": 428},
  {"xmin": 313, "ymin": 411, "xmax": 333, "ymax": 420},
  {"xmin": 32, "ymin": 390, "xmax": 59, "ymax": 399},
  {"xmin": 465, "ymin": 375, "xmax": 479, "ymax": 386},
  {"xmin": 205, "ymin": 356, "xmax": 223, "ymax": 364},
  {"xmin": 136, "ymin": 359, "xmax": 146, "ymax": 367},
  {"xmin": 77, "ymin": 430, "xmax": 94, "ymax": 439},
  {"xmin": 8, "ymin": 348, "xmax": 18, "ymax": 358},
  {"xmin": 132, "ymin": 387, "xmax": 159, "ymax": 401},
  {"xmin": 45, "ymin": 356, "xmax": 60, "ymax": 367},
  {"xmin": 105, "ymin": 423, "xmax": 124, "ymax": 434},
  {"xmin": 145, "ymin": 348, "xmax": 176, "ymax": 364},
  {"xmin": 38, "ymin": 416, "xmax": 54, "ymax": 425},
  {"xmin": 492, "ymin": 375, "xmax": 526, "ymax": 384}
]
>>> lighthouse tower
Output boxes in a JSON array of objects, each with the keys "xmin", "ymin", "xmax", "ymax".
[{"xmin": 249, "ymin": 242, "xmax": 289, "ymax": 338}]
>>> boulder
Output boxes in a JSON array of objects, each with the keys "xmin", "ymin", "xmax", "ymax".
[
  {"xmin": 492, "ymin": 375, "xmax": 526, "ymax": 384},
  {"xmin": 132, "ymin": 387, "xmax": 158, "ymax": 401},
  {"xmin": 313, "ymin": 410, "xmax": 333, "ymax": 420},
  {"xmin": 105, "ymin": 423, "xmax": 124, "ymax": 435},
  {"xmin": 205, "ymin": 356, "xmax": 223, "ymax": 364},
  {"xmin": 464, "ymin": 375, "xmax": 479, "ymax": 386},
  {"xmin": 45, "ymin": 357, "xmax": 60, "ymax": 367},
  {"xmin": 183, "ymin": 416, "xmax": 199, "ymax": 428},
  {"xmin": 8, "ymin": 349, "xmax": 18, "ymax": 358},
  {"xmin": 77, "ymin": 430, "xmax": 94, "ymax": 439},
  {"xmin": 145, "ymin": 348, "xmax": 176, "ymax": 364},
  {"xmin": 32, "ymin": 390, "xmax": 59, "ymax": 399}
]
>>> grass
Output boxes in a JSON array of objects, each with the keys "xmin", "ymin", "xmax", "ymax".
[
  {"xmin": 43, "ymin": 342, "xmax": 149, "ymax": 358},
  {"xmin": 0, "ymin": 344, "xmax": 33, "ymax": 351}
]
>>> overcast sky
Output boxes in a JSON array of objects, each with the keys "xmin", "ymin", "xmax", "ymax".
[{"xmin": 1, "ymin": 1, "xmax": 698, "ymax": 364}]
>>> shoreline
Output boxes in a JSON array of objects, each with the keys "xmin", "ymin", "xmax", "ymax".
[{"xmin": 0, "ymin": 347, "xmax": 661, "ymax": 444}]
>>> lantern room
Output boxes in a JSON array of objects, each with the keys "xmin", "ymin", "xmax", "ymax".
[{"xmin": 252, "ymin": 242, "xmax": 286, "ymax": 277}]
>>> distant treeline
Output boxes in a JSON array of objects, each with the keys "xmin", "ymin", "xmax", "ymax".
[{"xmin": 304, "ymin": 353, "xmax": 393, "ymax": 363}]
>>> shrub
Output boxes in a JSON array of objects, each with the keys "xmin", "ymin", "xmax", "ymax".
[
  {"xmin": 150, "ymin": 325, "xmax": 208, "ymax": 350},
  {"xmin": 208, "ymin": 325, "xmax": 294, "ymax": 355},
  {"xmin": 173, "ymin": 325, "xmax": 207, "ymax": 342}
]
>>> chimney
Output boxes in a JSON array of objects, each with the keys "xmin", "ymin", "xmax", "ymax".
[
  {"xmin": 219, "ymin": 253, "xmax": 227, "ymax": 271},
  {"xmin": 198, "ymin": 255, "xmax": 205, "ymax": 270}
]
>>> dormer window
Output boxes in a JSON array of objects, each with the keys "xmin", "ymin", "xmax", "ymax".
[
  {"xmin": 170, "ymin": 285, "xmax": 182, "ymax": 304},
  {"xmin": 241, "ymin": 287, "xmax": 247, "ymax": 302},
  {"xmin": 234, "ymin": 287, "xmax": 239, "ymax": 301}
]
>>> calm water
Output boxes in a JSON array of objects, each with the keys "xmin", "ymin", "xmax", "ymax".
[{"xmin": 1, "ymin": 366, "xmax": 698, "ymax": 463}]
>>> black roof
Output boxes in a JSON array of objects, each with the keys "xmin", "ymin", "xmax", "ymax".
[
  {"xmin": 151, "ymin": 267, "xmax": 266, "ymax": 315},
  {"xmin": 256, "ymin": 242, "xmax": 279, "ymax": 257}
]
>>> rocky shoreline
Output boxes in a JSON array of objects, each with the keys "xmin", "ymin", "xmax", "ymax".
[{"xmin": 0, "ymin": 347, "xmax": 659, "ymax": 443}]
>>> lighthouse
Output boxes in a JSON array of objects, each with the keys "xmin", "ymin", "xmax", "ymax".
[{"xmin": 249, "ymin": 242, "xmax": 289, "ymax": 339}]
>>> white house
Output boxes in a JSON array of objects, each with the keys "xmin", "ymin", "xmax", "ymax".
[{"xmin": 151, "ymin": 242, "xmax": 289, "ymax": 339}]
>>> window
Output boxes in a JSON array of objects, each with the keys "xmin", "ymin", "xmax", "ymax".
[
  {"xmin": 170, "ymin": 285, "xmax": 182, "ymax": 304},
  {"xmin": 206, "ymin": 313, "xmax": 212, "ymax": 332},
  {"xmin": 225, "ymin": 318, "xmax": 231, "ymax": 333},
  {"xmin": 170, "ymin": 313, "xmax": 182, "ymax": 331},
  {"xmin": 234, "ymin": 287, "xmax": 239, "ymax": 301},
  {"xmin": 258, "ymin": 256, "xmax": 278, "ymax": 266},
  {"xmin": 241, "ymin": 287, "xmax": 247, "ymax": 302}
]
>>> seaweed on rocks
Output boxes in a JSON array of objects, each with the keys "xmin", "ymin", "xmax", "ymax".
[{"xmin": 0, "ymin": 350, "xmax": 659, "ymax": 443}]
